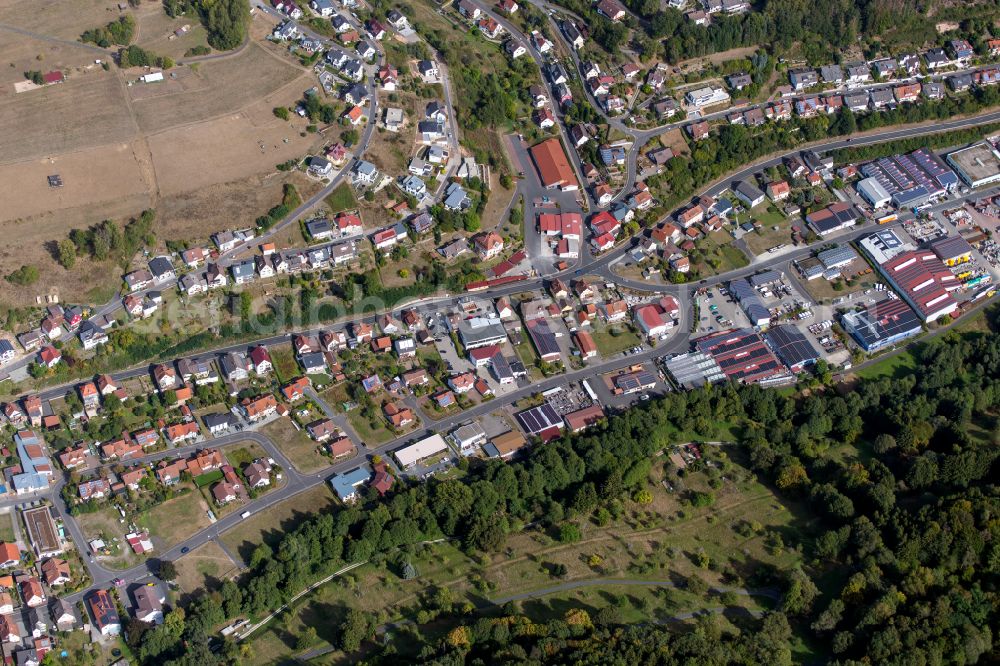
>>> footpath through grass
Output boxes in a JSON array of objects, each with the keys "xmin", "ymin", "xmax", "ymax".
[{"xmin": 247, "ymin": 450, "xmax": 803, "ymax": 663}]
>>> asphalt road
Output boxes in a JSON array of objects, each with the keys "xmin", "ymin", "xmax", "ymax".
[{"xmin": 9, "ymin": 5, "xmax": 1000, "ymax": 614}]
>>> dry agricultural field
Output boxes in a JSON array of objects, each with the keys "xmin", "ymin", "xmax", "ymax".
[{"xmin": 0, "ymin": 4, "xmax": 330, "ymax": 305}]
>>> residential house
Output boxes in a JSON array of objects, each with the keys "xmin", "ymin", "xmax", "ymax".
[{"xmin": 250, "ymin": 346, "xmax": 272, "ymax": 374}]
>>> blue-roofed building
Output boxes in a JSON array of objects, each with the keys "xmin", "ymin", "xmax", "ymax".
[
  {"xmin": 14, "ymin": 430, "xmax": 53, "ymax": 495},
  {"xmin": 329, "ymin": 465, "xmax": 372, "ymax": 502},
  {"xmin": 711, "ymin": 198, "xmax": 733, "ymax": 218},
  {"xmin": 443, "ymin": 182, "xmax": 470, "ymax": 211},
  {"xmin": 729, "ymin": 279, "xmax": 771, "ymax": 328}
]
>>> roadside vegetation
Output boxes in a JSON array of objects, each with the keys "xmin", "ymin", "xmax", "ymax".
[{"xmin": 125, "ymin": 306, "xmax": 1000, "ymax": 664}]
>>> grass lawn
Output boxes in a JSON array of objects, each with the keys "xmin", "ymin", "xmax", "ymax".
[
  {"xmin": 513, "ymin": 581, "xmax": 769, "ymax": 625},
  {"xmin": 744, "ymin": 209, "xmax": 797, "ymax": 256},
  {"xmin": 225, "ymin": 441, "xmax": 267, "ymax": 469},
  {"xmin": 248, "ymin": 450, "xmax": 804, "ymax": 664},
  {"xmin": 347, "ymin": 410, "xmax": 398, "ymax": 446},
  {"xmin": 853, "ymin": 349, "xmax": 918, "ymax": 381},
  {"xmin": 0, "ymin": 512, "xmax": 15, "ymax": 543},
  {"xmin": 269, "ymin": 343, "xmax": 299, "ymax": 383},
  {"xmin": 175, "ymin": 541, "xmax": 241, "ymax": 601},
  {"xmin": 514, "ymin": 341, "xmax": 543, "ymax": 380},
  {"xmin": 222, "ymin": 484, "xmax": 337, "ymax": 563},
  {"xmin": 76, "ymin": 507, "xmax": 141, "ymax": 570},
  {"xmin": 590, "ymin": 323, "xmax": 642, "ymax": 357},
  {"xmin": 194, "ymin": 469, "xmax": 224, "ymax": 488},
  {"xmin": 325, "ymin": 182, "xmax": 357, "ymax": 214},
  {"xmin": 692, "ymin": 232, "xmax": 749, "ymax": 276},
  {"xmin": 138, "ymin": 490, "xmax": 212, "ymax": 549},
  {"xmin": 260, "ymin": 418, "xmax": 332, "ymax": 474}
]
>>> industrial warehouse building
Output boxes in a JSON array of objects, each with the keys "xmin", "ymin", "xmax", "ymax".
[
  {"xmin": 763, "ymin": 325, "xmax": 821, "ymax": 373},
  {"xmin": 692, "ymin": 329, "xmax": 792, "ymax": 386},
  {"xmin": 878, "ymin": 250, "xmax": 960, "ymax": 321},
  {"xmin": 530, "ymin": 138, "xmax": 579, "ymax": 191},
  {"xmin": 946, "ymin": 142, "xmax": 1000, "ymax": 188},
  {"xmin": 394, "ymin": 434, "xmax": 450, "ymax": 468},
  {"xmin": 856, "ymin": 176, "xmax": 891, "ymax": 208},
  {"xmin": 728, "ymin": 279, "xmax": 771, "ymax": 328},
  {"xmin": 840, "ymin": 297, "xmax": 922, "ymax": 352},
  {"xmin": 859, "ymin": 148, "xmax": 959, "ymax": 208},
  {"xmin": 516, "ymin": 403, "xmax": 564, "ymax": 439}
]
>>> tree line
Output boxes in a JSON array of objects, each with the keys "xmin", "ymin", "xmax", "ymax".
[
  {"xmin": 124, "ymin": 304, "xmax": 1000, "ymax": 664},
  {"xmin": 647, "ymin": 84, "xmax": 1000, "ymax": 214},
  {"xmin": 163, "ymin": 0, "xmax": 249, "ymax": 51}
]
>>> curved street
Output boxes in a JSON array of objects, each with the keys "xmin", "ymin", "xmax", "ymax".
[{"xmin": 5, "ymin": 0, "xmax": 1000, "ymax": 635}]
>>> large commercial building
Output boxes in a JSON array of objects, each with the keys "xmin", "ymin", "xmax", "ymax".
[
  {"xmin": 859, "ymin": 228, "xmax": 911, "ymax": 265},
  {"xmin": 859, "ymin": 148, "xmax": 959, "ymax": 208},
  {"xmin": 456, "ymin": 316, "xmax": 508, "ymax": 349},
  {"xmin": 692, "ymin": 329, "xmax": 793, "ymax": 386},
  {"xmin": 763, "ymin": 325, "xmax": 820, "ymax": 372},
  {"xmin": 946, "ymin": 142, "xmax": 1000, "ymax": 188},
  {"xmin": 878, "ymin": 250, "xmax": 960, "ymax": 321},
  {"xmin": 856, "ymin": 176, "xmax": 891, "ymax": 208},
  {"xmin": 394, "ymin": 434, "xmax": 449, "ymax": 468},
  {"xmin": 530, "ymin": 138, "xmax": 578, "ymax": 191},
  {"xmin": 840, "ymin": 297, "xmax": 922, "ymax": 351}
]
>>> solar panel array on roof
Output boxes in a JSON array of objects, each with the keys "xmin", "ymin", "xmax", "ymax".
[
  {"xmin": 694, "ymin": 329, "xmax": 788, "ymax": 384},
  {"xmin": 749, "ymin": 270, "xmax": 782, "ymax": 288},
  {"xmin": 614, "ymin": 370, "xmax": 657, "ymax": 393},
  {"xmin": 840, "ymin": 297, "xmax": 922, "ymax": 351},
  {"xmin": 526, "ymin": 319, "xmax": 560, "ymax": 360},
  {"xmin": 764, "ymin": 325, "xmax": 820, "ymax": 371},
  {"xmin": 516, "ymin": 403, "xmax": 563, "ymax": 435},
  {"xmin": 860, "ymin": 148, "xmax": 958, "ymax": 208},
  {"xmin": 818, "ymin": 246, "xmax": 858, "ymax": 269}
]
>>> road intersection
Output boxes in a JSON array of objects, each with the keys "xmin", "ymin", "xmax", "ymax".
[{"xmin": 5, "ymin": 1, "xmax": 1000, "ymax": 631}]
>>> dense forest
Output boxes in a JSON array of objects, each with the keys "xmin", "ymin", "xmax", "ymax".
[{"xmin": 125, "ymin": 308, "xmax": 1000, "ymax": 664}]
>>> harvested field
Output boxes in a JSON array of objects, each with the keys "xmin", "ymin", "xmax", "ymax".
[
  {"xmin": 0, "ymin": 0, "xmax": 122, "ymax": 41},
  {"xmin": 0, "ymin": 34, "xmax": 102, "ymax": 87},
  {"xmin": 148, "ymin": 113, "xmax": 317, "ymax": 195},
  {"xmin": 0, "ymin": 141, "xmax": 152, "ymax": 221},
  {"xmin": 130, "ymin": 43, "xmax": 305, "ymax": 133},
  {"xmin": 658, "ymin": 128, "xmax": 689, "ymax": 157},
  {"xmin": 0, "ymin": 72, "xmax": 135, "ymax": 163}
]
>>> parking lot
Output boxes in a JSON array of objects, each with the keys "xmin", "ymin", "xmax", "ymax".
[{"xmin": 697, "ymin": 287, "xmax": 748, "ymax": 334}]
